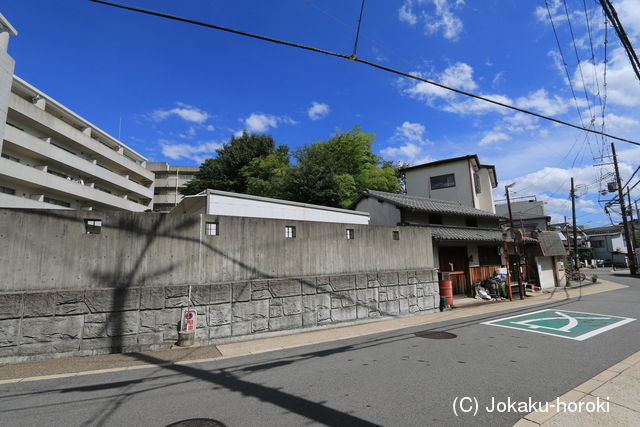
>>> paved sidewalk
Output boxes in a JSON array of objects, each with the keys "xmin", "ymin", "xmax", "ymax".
[
  {"xmin": 515, "ymin": 350, "xmax": 640, "ymax": 426},
  {"xmin": 0, "ymin": 280, "xmax": 627, "ymax": 384}
]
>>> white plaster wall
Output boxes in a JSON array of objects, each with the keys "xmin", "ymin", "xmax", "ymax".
[
  {"xmin": 208, "ymin": 193, "xmax": 370, "ymax": 224},
  {"xmin": 536, "ymin": 256, "xmax": 556, "ymax": 289},
  {"xmin": 476, "ymin": 168, "xmax": 495, "ymax": 213},
  {"xmin": 404, "ymin": 160, "xmax": 474, "ymax": 207},
  {"xmin": 354, "ymin": 197, "xmax": 401, "ymax": 226}
]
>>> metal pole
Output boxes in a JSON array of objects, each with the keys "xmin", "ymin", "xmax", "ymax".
[
  {"xmin": 504, "ymin": 240, "xmax": 512, "ymax": 301},
  {"xmin": 506, "ymin": 185, "xmax": 525, "ymax": 299},
  {"xmin": 571, "ymin": 178, "xmax": 580, "ymax": 279},
  {"xmin": 628, "ymin": 189, "xmax": 636, "ymax": 252},
  {"xmin": 612, "ymin": 143, "xmax": 637, "ymax": 274}
]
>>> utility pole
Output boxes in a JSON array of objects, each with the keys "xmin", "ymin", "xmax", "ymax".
[
  {"xmin": 629, "ymin": 190, "xmax": 636, "ymax": 251},
  {"xmin": 505, "ymin": 183, "xmax": 525, "ymax": 299},
  {"xmin": 612, "ymin": 142, "xmax": 637, "ymax": 274},
  {"xmin": 570, "ymin": 178, "xmax": 580, "ymax": 277}
]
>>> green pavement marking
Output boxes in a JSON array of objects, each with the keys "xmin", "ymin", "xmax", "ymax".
[{"xmin": 482, "ymin": 309, "xmax": 635, "ymax": 341}]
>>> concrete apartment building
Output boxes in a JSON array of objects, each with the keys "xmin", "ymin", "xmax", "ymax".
[
  {"xmin": 146, "ymin": 162, "xmax": 199, "ymax": 212},
  {"xmin": 0, "ymin": 14, "xmax": 154, "ymax": 211}
]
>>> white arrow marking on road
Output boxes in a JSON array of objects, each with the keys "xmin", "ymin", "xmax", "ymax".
[{"xmin": 511, "ymin": 311, "xmax": 612, "ymax": 333}]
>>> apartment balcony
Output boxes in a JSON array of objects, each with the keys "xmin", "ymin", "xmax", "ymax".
[
  {"xmin": 0, "ymin": 157, "xmax": 150, "ymax": 211},
  {"xmin": 154, "ymin": 177, "xmax": 193, "ymax": 188},
  {"xmin": 4, "ymin": 125, "xmax": 153, "ymax": 200},
  {"xmin": 153, "ymin": 193, "xmax": 183, "ymax": 205},
  {"xmin": 9, "ymin": 94, "xmax": 154, "ymax": 184}
]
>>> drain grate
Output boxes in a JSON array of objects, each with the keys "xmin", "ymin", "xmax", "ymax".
[
  {"xmin": 167, "ymin": 419, "xmax": 228, "ymax": 427},
  {"xmin": 414, "ymin": 331, "xmax": 457, "ymax": 339}
]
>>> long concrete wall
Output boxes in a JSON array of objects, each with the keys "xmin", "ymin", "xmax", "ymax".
[
  {"xmin": 0, "ymin": 269, "xmax": 439, "ymax": 363},
  {"xmin": 0, "ymin": 209, "xmax": 433, "ymax": 292}
]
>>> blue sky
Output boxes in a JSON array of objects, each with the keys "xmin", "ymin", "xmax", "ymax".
[{"xmin": 4, "ymin": 0, "xmax": 640, "ymax": 226}]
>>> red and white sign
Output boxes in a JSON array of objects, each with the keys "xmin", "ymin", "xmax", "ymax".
[{"xmin": 181, "ymin": 309, "xmax": 197, "ymax": 332}]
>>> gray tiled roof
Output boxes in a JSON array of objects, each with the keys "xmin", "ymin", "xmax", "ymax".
[
  {"xmin": 535, "ymin": 231, "xmax": 566, "ymax": 256},
  {"xmin": 363, "ymin": 190, "xmax": 499, "ymax": 219},
  {"xmin": 428, "ymin": 225, "xmax": 537, "ymax": 243},
  {"xmin": 583, "ymin": 225, "xmax": 622, "ymax": 236}
]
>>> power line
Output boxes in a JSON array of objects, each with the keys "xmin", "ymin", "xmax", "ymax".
[
  {"xmin": 89, "ymin": 0, "xmax": 640, "ymax": 147},
  {"xmin": 351, "ymin": 0, "xmax": 366, "ymax": 58},
  {"xmin": 599, "ymin": 0, "xmax": 640, "ymax": 83}
]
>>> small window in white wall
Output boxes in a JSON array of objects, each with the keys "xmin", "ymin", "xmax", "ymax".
[
  {"xmin": 345, "ymin": 229, "xmax": 354, "ymax": 240},
  {"xmin": 285, "ymin": 225, "xmax": 296, "ymax": 238},
  {"xmin": 474, "ymin": 172, "xmax": 481, "ymax": 194},
  {"xmin": 84, "ymin": 219, "xmax": 102, "ymax": 234},
  {"xmin": 206, "ymin": 222, "xmax": 218, "ymax": 236},
  {"xmin": 430, "ymin": 173, "xmax": 456, "ymax": 190}
]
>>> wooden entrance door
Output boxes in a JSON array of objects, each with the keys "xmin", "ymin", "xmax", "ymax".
[{"xmin": 438, "ymin": 246, "xmax": 469, "ymax": 295}]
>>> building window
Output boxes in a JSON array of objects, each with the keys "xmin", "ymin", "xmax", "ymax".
[
  {"xmin": 345, "ymin": 229, "xmax": 354, "ymax": 240},
  {"xmin": 285, "ymin": 225, "xmax": 296, "ymax": 238},
  {"xmin": 95, "ymin": 185, "xmax": 112, "ymax": 194},
  {"xmin": 392, "ymin": 231, "xmax": 400, "ymax": 240},
  {"xmin": 591, "ymin": 240, "xmax": 604, "ymax": 248},
  {"xmin": 43, "ymin": 197, "xmax": 71, "ymax": 208},
  {"xmin": 0, "ymin": 185, "xmax": 16, "ymax": 195},
  {"xmin": 478, "ymin": 246, "xmax": 501, "ymax": 266},
  {"xmin": 84, "ymin": 219, "xmax": 102, "ymax": 234},
  {"xmin": 206, "ymin": 222, "xmax": 218, "ymax": 236},
  {"xmin": 466, "ymin": 217, "xmax": 478, "ymax": 227},
  {"xmin": 430, "ymin": 173, "xmax": 456, "ymax": 190},
  {"xmin": 429, "ymin": 214, "xmax": 443, "ymax": 225},
  {"xmin": 474, "ymin": 173, "xmax": 481, "ymax": 194}
]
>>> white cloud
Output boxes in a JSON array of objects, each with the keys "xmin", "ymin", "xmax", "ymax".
[
  {"xmin": 393, "ymin": 121, "xmax": 431, "ymax": 145},
  {"xmin": 160, "ymin": 139, "xmax": 223, "ymax": 163},
  {"xmin": 397, "ymin": 0, "xmax": 465, "ymax": 41},
  {"xmin": 515, "ymin": 89, "xmax": 569, "ymax": 116},
  {"xmin": 240, "ymin": 112, "xmax": 299, "ymax": 133},
  {"xmin": 576, "ymin": 47, "xmax": 640, "ymax": 108},
  {"xmin": 398, "ymin": 1, "xmax": 418, "ymax": 25},
  {"xmin": 381, "ymin": 121, "xmax": 433, "ymax": 163},
  {"xmin": 479, "ymin": 131, "xmax": 510, "ymax": 147},
  {"xmin": 307, "ymin": 102, "xmax": 331, "ymax": 120},
  {"xmin": 152, "ymin": 102, "xmax": 210, "ymax": 123},
  {"xmin": 206, "ymin": 124, "xmax": 215, "ymax": 131}
]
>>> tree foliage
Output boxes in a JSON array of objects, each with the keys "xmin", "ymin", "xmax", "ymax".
[
  {"xmin": 182, "ymin": 127, "xmax": 401, "ymax": 208},
  {"xmin": 181, "ymin": 132, "xmax": 288, "ymax": 195}
]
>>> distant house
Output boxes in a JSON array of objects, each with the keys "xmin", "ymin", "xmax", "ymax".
[
  {"xmin": 401, "ymin": 154, "xmax": 498, "ymax": 213},
  {"xmin": 584, "ymin": 225, "xmax": 629, "ymax": 267},
  {"xmin": 495, "ymin": 200, "xmax": 551, "ymax": 232},
  {"xmin": 173, "ymin": 189, "xmax": 370, "ymax": 225}
]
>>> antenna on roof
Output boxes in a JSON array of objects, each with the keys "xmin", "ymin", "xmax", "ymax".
[{"xmin": 118, "ymin": 117, "xmax": 122, "ymax": 141}]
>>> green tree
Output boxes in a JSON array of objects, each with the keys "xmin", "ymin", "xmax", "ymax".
[
  {"xmin": 181, "ymin": 132, "xmax": 289, "ymax": 195},
  {"xmin": 284, "ymin": 127, "xmax": 401, "ymax": 207}
]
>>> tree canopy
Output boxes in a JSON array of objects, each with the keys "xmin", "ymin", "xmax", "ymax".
[{"xmin": 181, "ymin": 127, "xmax": 402, "ymax": 208}]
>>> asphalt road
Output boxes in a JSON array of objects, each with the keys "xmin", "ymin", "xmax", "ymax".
[{"xmin": 1, "ymin": 269, "xmax": 638, "ymax": 427}]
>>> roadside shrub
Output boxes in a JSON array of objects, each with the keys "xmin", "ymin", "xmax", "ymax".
[{"xmin": 591, "ymin": 274, "xmax": 598, "ymax": 283}]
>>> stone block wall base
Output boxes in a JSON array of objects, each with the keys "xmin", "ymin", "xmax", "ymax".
[{"xmin": 0, "ymin": 269, "xmax": 438, "ymax": 364}]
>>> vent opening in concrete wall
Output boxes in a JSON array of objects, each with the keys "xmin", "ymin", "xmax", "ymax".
[
  {"xmin": 345, "ymin": 228, "xmax": 354, "ymax": 240},
  {"xmin": 84, "ymin": 219, "xmax": 102, "ymax": 234},
  {"xmin": 285, "ymin": 225, "xmax": 296, "ymax": 238},
  {"xmin": 206, "ymin": 222, "xmax": 218, "ymax": 236},
  {"xmin": 393, "ymin": 231, "xmax": 400, "ymax": 240}
]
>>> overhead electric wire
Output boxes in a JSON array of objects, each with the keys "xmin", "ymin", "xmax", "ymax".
[
  {"xmin": 351, "ymin": 0, "xmax": 366, "ymax": 58},
  {"xmin": 545, "ymin": 0, "xmax": 588, "ymax": 130},
  {"xmin": 89, "ymin": 0, "xmax": 640, "ymax": 147},
  {"xmin": 599, "ymin": 0, "xmax": 640, "ymax": 83},
  {"xmin": 562, "ymin": 0, "xmax": 595, "ymax": 124}
]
